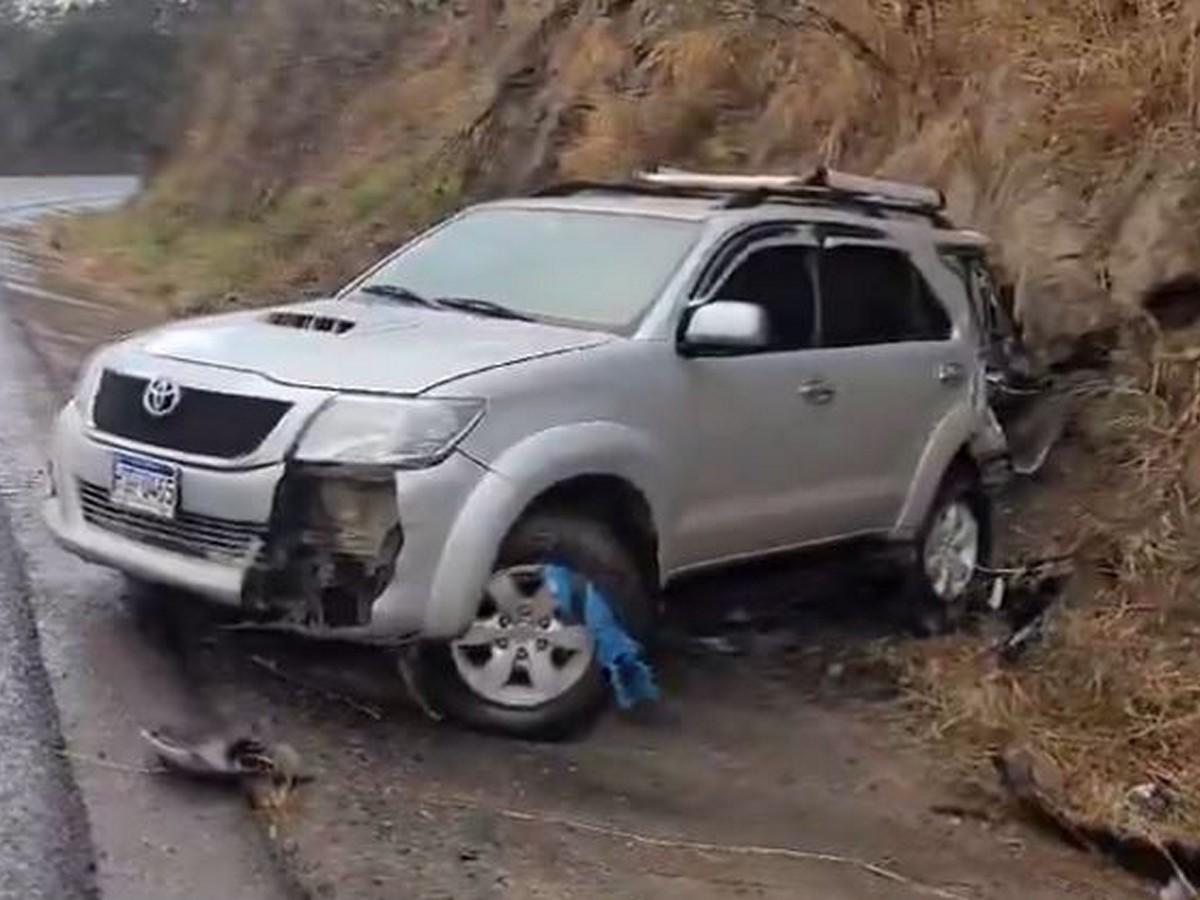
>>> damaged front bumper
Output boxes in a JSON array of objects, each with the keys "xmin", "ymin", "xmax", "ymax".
[{"xmin": 44, "ymin": 400, "xmax": 490, "ymax": 641}]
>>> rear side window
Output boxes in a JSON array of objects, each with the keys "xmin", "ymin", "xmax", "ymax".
[
  {"xmin": 819, "ymin": 246, "xmax": 951, "ymax": 348},
  {"xmin": 714, "ymin": 244, "xmax": 816, "ymax": 351}
]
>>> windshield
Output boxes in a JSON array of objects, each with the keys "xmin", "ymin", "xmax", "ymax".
[{"xmin": 348, "ymin": 208, "xmax": 702, "ymax": 332}]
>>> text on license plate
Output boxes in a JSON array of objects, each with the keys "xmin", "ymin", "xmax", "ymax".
[{"xmin": 110, "ymin": 454, "xmax": 179, "ymax": 520}]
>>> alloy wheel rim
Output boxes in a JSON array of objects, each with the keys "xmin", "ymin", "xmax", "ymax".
[
  {"xmin": 451, "ymin": 565, "xmax": 595, "ymax": 708},
  {"xmin": 923, "ymin": 500, "xmax": 980, "ymax": 602}
]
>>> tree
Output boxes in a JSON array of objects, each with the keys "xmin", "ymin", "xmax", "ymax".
[{"xmin": 0, "ymin": 0, "xmax": 225, "ymax": 173}]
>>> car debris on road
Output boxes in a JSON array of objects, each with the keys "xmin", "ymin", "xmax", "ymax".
[{"xmin": 141, "ymin": 725, "xmax": 311, "ymax": 820}]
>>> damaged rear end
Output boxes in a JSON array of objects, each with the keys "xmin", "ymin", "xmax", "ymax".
[{"xmin": 940, "ymin": 237, "xmax": 1067, "ymax": 479}]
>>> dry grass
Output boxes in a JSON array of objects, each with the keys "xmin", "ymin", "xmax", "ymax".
[
  {"xmin": 53, "ymin": 0, "xmax": 1200, "ymax": 311},
  {"xmin": 903, "ymin": 335, "xmax": 1200, "ymax": 843}
]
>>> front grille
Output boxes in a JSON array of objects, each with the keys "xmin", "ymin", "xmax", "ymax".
[
  {"xmin": 92, "ymin": 371, "xmax": 292, "ymax": 459},
  {"xmin": 79, "ymin": 481, "xmax": 268, "ymax": 565}
]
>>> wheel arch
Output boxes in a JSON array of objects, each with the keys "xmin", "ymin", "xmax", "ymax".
[
  {"xmin": 894, "ymin": 404, "xmax": 994, "ymax": 539},
  {"xmin": 512, "ymin": 474, "xmax": 660, "ymax": 593},
  {"xmin": 424, "ymin": 423, "xmax": 670, "ymax": 638}
]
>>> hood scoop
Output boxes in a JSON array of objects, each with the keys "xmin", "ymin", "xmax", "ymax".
[{"xmin": 263, "ymin": 310, "xmax": 355, "ymax": 335}]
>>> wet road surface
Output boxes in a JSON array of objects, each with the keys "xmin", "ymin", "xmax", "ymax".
[
  {"xmin": 0, "ymin": 176, "xmax": 135, "ymax": 900},
  {"xmin": 0, "ymin": 177, "xmax": 291, "ymax": 900},
  {"xmin": 0, "ymin": 478, "xmax": 94, "ymax": 898}
]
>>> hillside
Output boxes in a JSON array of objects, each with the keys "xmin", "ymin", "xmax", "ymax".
[
  {"xmin": 52, "ymin": 0, "xmax": 1200, "ymax": 859},
  {"xmin": 60, "ymin": 0, "xmax": 1200, "ymax": 351}
]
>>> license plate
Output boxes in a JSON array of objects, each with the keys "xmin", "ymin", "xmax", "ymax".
[{"xmin": 111, "ymin": 454, "xmax": 179, "ymax": 520}]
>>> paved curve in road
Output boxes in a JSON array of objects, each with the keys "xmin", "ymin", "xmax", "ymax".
[{"xmin": 0, "ymin": 177, "xmax": 292, "ymax": 900}]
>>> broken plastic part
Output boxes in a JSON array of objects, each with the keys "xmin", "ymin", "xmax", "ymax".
[{"xmin": 243, "ymin": 468, "xmax": 402, "ymax": 628}]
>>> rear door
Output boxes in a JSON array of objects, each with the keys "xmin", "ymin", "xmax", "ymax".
[{"xmin": 800, "ymin": 240, "xmax": 971, "ymax": 536}]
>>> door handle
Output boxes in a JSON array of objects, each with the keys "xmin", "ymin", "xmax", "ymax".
[
  {"xmin": 798, "ymin": 378, "xmax": 836, "ymax": 405},
  {"xmin": 938, "ymin": 362, "xmax": 966, "ymax": 385}
]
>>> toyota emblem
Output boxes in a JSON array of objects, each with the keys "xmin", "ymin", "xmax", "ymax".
[{"xmin": 142, "ymin": 376, "xmax": 183, "ymax": 418}]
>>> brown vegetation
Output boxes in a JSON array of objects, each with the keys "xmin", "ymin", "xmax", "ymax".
[
  {"xmin": 902, "ymin": 316, "xmax": 1200, "ymax": 847},
  {"xmin": 58, "ymin": 0, "xmax": 1200, "ymax": 339}
]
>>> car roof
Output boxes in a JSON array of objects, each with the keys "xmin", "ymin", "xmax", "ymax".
[
  {"xmin": 484, "ymin": 193, "xmax": 720, "ymax": 222},
  {"xmin": 478, "ymin": 193, "xmax": 988, "ymax": 248}
]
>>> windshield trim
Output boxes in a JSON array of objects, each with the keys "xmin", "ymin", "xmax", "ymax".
[{"xmin": 337, "ymin": 206, "xmax": 704, "ymax": 337}]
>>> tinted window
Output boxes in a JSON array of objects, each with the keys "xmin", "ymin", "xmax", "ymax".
[
  {"xmin": 351, "ymin": 209, "xmax": 701, "ymax": 332},
  {"xmin": 713, "ymin": 244, "xmax": 815, "ymax": 351},
  {"xmin": 820, "ymin": 246, "xmax": 951, "ymax": 347}
]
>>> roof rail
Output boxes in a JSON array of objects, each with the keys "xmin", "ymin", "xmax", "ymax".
[
  {"xmin": 637, "ymin": 166, "xmax": 945, "ymax": 212},
  {"xmin": 530, "ymin": 168, "xmax": 951, "ymax": 226}
]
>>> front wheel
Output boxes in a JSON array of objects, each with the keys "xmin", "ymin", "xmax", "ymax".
[
  {"xmin": 907, "ymin": 464, "xmax": 992, "ymax": 634},
  {"xmin": 416, "ymin": 510, "xmax": 654, "ymax": 740}
]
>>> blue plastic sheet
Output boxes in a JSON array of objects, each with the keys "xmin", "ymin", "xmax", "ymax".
[{"xmin": 543, "ymin": 564, "xmax": 659, "ymax": 709}]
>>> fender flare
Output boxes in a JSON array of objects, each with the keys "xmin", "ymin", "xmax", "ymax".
[
  {"xmin": 423, "ymin": 423, "xmax": 670, "ymax": 638},
  {"xmin": 894, "ymin": 403, "xmax": 992, "ymax": 538}
]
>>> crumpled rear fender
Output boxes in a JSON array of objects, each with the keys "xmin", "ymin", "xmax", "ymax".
[{"xmin": 893, "ymin": 400, "xmax": 1008, "ymax": 539}]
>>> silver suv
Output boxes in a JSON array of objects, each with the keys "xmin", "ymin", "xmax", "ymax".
[{"xmin": 45, "ymin": 169, "xmax": 1010, "ymax": 736}]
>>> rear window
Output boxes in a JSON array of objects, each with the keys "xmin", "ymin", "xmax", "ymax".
[{"xmin": 350, "ymin": 208, "xmax": 702, "ymax": 332}]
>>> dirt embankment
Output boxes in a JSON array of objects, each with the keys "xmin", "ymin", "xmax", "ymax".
[
  {"xmin": 49, "ymin": 0, "xmax": 1200, "ymax": 867},
  {"xmin": 58, "ymin": 0, "xmax": 1200, "ymax": 347}
]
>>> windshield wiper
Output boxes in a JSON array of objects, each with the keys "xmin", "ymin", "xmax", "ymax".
[
  {"xmin": 360, "ymin": 283, "xmax": 442, "ymax": 309},
  {"xmin": 435, "ymin": 296, "xmax": 536, "ymax": 322},
  {"xmin": 361, "ymin": 286, "xmax": 535, "ymax": 322}
]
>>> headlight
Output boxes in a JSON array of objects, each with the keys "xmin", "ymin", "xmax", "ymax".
[{"xmin": 295, "ymin": 396, "xmax": 485, "ymax": 468}]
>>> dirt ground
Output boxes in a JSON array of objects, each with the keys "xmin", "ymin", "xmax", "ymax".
[
  {"xmin": 12, "ymin": 232, "xmax": 1154, "ymax": 899},
  {"xmin": 142, "ymin": 562, "xmax": 1145, "ymax": 900}
]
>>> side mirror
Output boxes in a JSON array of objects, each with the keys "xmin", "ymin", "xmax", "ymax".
[{"xmin": 681, "ymin": 301, "xmax": 769, "ymax": 354}]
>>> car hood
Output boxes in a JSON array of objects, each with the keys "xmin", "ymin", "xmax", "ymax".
[{"xmin": 135, "ymin": 297, "xmax": 613, "ymax": 393}]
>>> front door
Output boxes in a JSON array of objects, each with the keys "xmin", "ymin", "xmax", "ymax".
[{"xmin": 673, "ymin": 234, "xmax": 832, "ymax": 566}]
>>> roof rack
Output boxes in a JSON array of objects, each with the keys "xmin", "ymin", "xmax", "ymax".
[
  {"xmin": 639, "ymin": 166, "xmax": 945, "ymax": 212},
  {"xmin": 533, "ymin": 167, "xmax": 950, "ymax": 225}
]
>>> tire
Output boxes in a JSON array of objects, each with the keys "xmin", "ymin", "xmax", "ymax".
[
  {"xmin": 417, "ymin": 510, "xmax": 655, "ymax": 740},
  {"xmin": 905, "ymin": 463, "xmax": 992, "ymax": 636}
]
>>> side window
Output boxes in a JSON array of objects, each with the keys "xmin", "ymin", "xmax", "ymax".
[
  {"xmin": 819, "ymin": 246, "xmax": 952, "ymax": 348},
  {"xmin": 713, "ymin": 244, "xmax": 816, "ymax": 351}
]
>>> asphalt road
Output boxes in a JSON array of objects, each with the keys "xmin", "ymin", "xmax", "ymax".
[
  {"xmin": 0, "ymin": 470, "xmax": 94, "ymax": 899},
  {"xmin": 0, "ymin": 176, "xmax": 136, "ymax": 900},
  {"xmin": 0, "ymin": 177, "xmax": 291, "ymax": 900}
]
